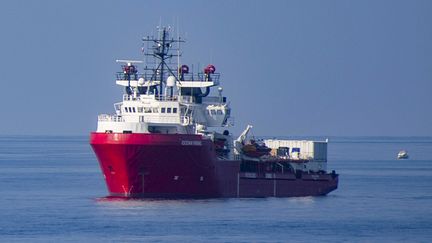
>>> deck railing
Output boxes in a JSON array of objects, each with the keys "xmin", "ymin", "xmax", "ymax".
[
  {"xmin": 116, "ymin": 72, "xmax": 220, "ymax": 83},
  {"xmin": 122, "ymin": 94, "xmax": 225, "ymax": 104},
  {"xmin": 98, "ymin": 114, "xmax": 184, "ymax": 125},
  {"xmin": 123, "ymin": 94, "xmax": 179, "ymax": 102},
  {"xmin": 98, "ymin": 114, "xmax": 124, "ymax": 122}
]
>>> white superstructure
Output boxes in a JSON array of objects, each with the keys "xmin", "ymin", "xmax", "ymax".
[
  {"xmin": 97, "ymin": 73, "xmax": 231, "ymax": 134},
  {"xmin": 96, "ymin": 28, "xmax": 232, "ymax": 135}
]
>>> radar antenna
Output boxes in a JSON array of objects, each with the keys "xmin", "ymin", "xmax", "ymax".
[
  {"xmin": 142, "ymin": 27, "xmax": 184, "ymax": 95},
  {"xmin": 116, "ymin": 60, "xmax": 143, "ymax": 65},
  {"xmin": 116, "ymin": 60, "xmax": 143, "ymax": 93}
]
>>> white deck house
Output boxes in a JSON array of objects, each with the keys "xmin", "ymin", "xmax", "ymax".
[{"xmin": 97, "ymin": 64, "xmax": 232, "ymax": 135}]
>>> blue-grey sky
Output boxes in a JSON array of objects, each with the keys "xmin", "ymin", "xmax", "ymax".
[{"xmin": 0, "ymin": 0, "xmax": 431, "ymax": 136}]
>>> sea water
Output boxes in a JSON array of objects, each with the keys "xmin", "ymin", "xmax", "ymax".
[{"xmin": 0, "ymin": 136, "xmax": 431, "ymax": 242}]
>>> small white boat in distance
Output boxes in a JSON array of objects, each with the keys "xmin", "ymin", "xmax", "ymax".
[{"xmin": 397, "ymin": 150, "xmax": 409, "ymax": 159}]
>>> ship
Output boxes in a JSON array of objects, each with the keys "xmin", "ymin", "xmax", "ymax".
[
  {"xmin": 90, "ymin": 27, "xmax": 339, "ymax": 198},
  {"xmin": 397, "ymin": 150, "xmax": 409, "ymax": 159}
]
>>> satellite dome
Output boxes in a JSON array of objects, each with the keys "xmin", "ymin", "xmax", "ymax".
[
  {"xmin": 138, "ymin": 78, "xmax": 145, "ymax": 85},
  {"xmin": 166, "ymin": 76, "xmax": 176, "ymax": 87}
]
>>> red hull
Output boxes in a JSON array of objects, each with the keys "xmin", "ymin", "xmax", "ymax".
[{"xmin": 90, "ymin": 133, "xmax": 338, "ymax": 198}]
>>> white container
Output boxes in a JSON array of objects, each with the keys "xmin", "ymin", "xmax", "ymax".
[{"xmin": 264, "ymin": 139, "xmax": 327, "ymax": 162}]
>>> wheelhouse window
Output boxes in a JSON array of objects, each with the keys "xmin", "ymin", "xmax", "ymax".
[
  {"xmin": 132, "ymin": 107, "xmax": 136, "ymax": 113},
  {"xmin": 138, "ymin": 107, "xmax": 143, "ymax": 113},
  {"xmin": 173, "ymin": 108, "xmax": 177, "ymax": 113},
  {"xmin": 152, "ymin": 108, "xmax": 159, "ymax": 113},
  {"xmin": 167, "ymin": 108, "xmax": 172, "ymax": 113},
  {"xmin": 161, "ymin": 108, "xmax": 166, "ymax": 113}
]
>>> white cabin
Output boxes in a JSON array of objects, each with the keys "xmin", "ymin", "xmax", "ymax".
[{"xmin": 97, "ymin": 67, "xmax": 232, "ymax": 135}]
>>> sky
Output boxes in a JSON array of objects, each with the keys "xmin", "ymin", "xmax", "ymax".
[{"xmin": 0, "ymin": 0, "xmax": 431, "ymax": 136}]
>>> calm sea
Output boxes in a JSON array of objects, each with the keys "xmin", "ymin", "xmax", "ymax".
[{"xmin": 0, "ymin": 136, "xmax": 431, "ymax": 242}]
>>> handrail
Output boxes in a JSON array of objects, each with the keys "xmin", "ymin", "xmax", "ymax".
[
  {"xmin": 123, "ymin": 94, "xmax": 140, "ymax": 101},
  {"xmin": 98, "ymin": 114, "xmax": 124, "ymax": 122},
  {"xmin": 154, "ymin": 95, "xmax": 178, "ymax": 101},
  {"xmin": 116, "ymin": 72, "xmax": 220, "ymax": 82},
  {"xmin": 98, "ymin": 114, "xmax": 183, "ymax": 125},
  {"xmin": 122, "ymin": 94, "xmax": 223, "ymax": 104},
  {"xmin": 116, "ymin": 73, "xmax": 154, "ymax": 81},
  {"xmin": 123, "ymin": 94, "xmax": 179, "ymax": 102}
]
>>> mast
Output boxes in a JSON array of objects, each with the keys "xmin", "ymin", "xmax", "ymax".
[
  {"xmin": 158, "ymin": 29, "xmax": 166, "ymax": 94},
  {"xmin": 142, "ymin": 27, "xmax": 183, "ymax": 95}
]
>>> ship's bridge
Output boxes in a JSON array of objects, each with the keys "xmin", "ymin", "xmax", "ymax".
[{"xmin": 96, "ymin": 70, "xmax": 232, "ymax": 134}]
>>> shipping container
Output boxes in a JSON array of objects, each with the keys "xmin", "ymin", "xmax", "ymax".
[{"xmin": 264, "ymin": 139, "xmax": 327, "ymax": 162}]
